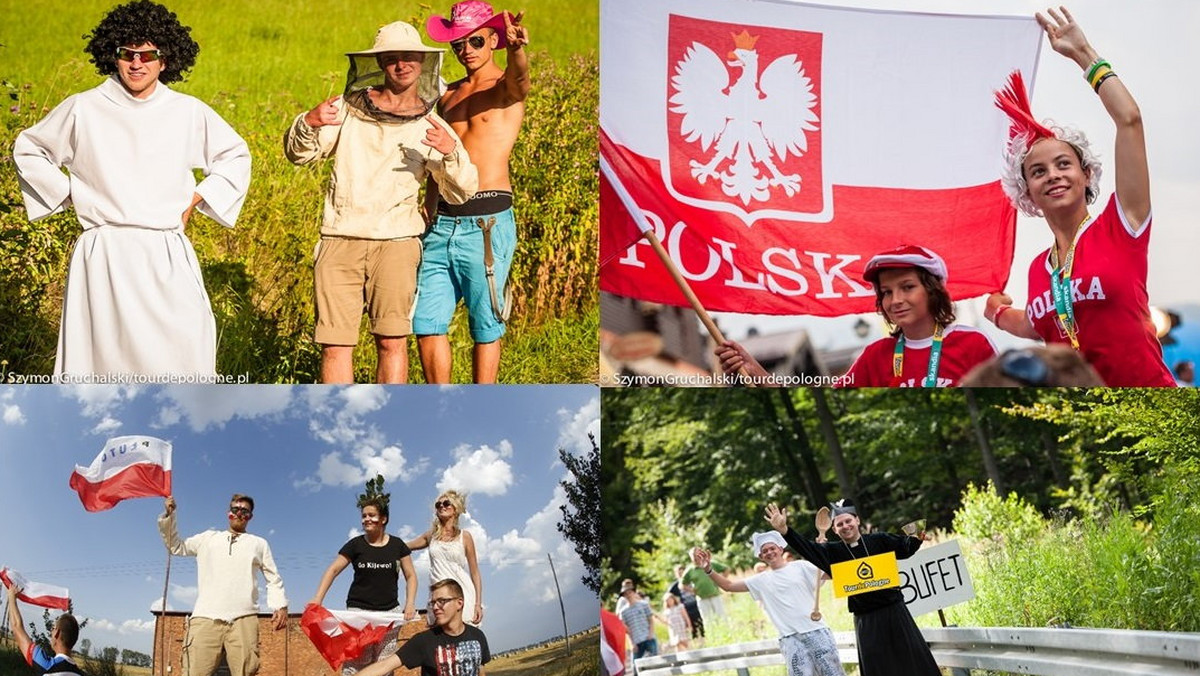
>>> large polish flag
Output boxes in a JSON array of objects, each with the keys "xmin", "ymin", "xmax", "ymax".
[
  {"xmin": 600, "ymin": 0, "xmax": 1043, "ymax": 316},
  {"xmin": 600, "ymin": 608, "xmax": 627, "ymax": 675},
  {"xmin": 300, "ymin": 603, "xmax": 408, "ymax": 671},
  {"xmin": 69, "ymin": 436, "xmax": 172, "ymax": 512},
  {"xmin": 1, "ymin": 567, "xmax": 70, "ymax": 610}
]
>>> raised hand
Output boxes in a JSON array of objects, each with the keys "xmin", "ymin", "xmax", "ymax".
[
  {"xmin": 504, "ymin": 10, "xmax": 529, "ymax": 49},
  {"xmin": 164, "ymin": 496, "xmax": 177, "ymax": 515},
  {"xmin": 422, "ymin": 115, "xmax": 457, "ymax": 155},
  {"xmin": 1035, "ymin": 6, "xmax": 1094, "ymax": 64},
  {"xmin": 691, "ymin": 547, "xmax": 711, "ymax": 569},
  {"xmin": 764, "ymin": 503, "xmax": 789, "ymax": 534},
  {"xmin": 304, "ymin": 96, "xmax": 342, "ymax": 129}
]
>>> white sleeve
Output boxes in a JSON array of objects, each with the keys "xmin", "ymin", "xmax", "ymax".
[
  {"xmin": 12, "ymin": 96, "xmax": 78, "ymax": 221},
  {"xmin": 193, "ymin": 103, "xmax": 251, "ymax": 228}
]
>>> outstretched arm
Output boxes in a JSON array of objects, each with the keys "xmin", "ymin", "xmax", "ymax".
[
  {"xmin": 5, "ymin": 585, "xmax": 33, "ymax": 660},
  {"xmin": 307, "ymin": 555, "xmax": 351, "ymax": 608},
  {"xmin": 1038, "ymin": 6, "xmax": 1148, "ymax": 227},
  {"xmin": 985, "ymin": 293, "xmax": 1040, "ymax": 340},
  {"xmin": 690, "ymin": 548, "xmax": 747, "ymax": 593},
  {"xmin": 406, "ymin": 530, "xmax": 432, "ymax": 551}
]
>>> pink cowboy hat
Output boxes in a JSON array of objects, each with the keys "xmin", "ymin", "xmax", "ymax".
[{"xmin": 426, "ymin": 0, "xmax": 509, "ymax": 48}]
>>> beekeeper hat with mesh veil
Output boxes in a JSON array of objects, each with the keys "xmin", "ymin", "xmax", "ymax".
[{"xmin": 344, "ymin": 21, "xmax": 444, "ymax": 105}]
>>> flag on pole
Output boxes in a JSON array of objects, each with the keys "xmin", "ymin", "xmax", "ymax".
[
  {"xmin": 69, "ymin": 435, "xmax": 173, "ymax": 512},
  {"xmin": 600, "ymin": 0, "xmax": 1043, "ymax": 316},
  {"xmin": 600, "ymin": 608, "xmax": 627, "ymax": 675},
  {"xmin": 300, "ymin": 604, "xmax": 408, "ymax": 671},
  {"xmin": 1, "ymin": 567, "xmax": 70, "ymax": 610}
]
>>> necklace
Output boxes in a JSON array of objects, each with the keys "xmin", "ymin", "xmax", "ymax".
[
  {"xmin": 1047, "ymin": 214, "xmax": 1090, "ymax": 350},
  {"xmin": 893, "ymin": 324, "xmax": 944, "ymax": 387}
]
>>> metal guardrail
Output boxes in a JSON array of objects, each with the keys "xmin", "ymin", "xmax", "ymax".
[{"xmin": 633, "ymin": 627, "xmax": 1200, "ymax": 676}]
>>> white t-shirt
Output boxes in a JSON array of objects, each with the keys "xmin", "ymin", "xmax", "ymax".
[{"xmin": 743, "ymin": 560, "xmax": 825, "ymax": 638}]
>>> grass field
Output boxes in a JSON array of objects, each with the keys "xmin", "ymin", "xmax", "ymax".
[
  {"xmin": 0, "ymin": 0, "xmax": 598, "ymax": 383},
  {"xmin": 489, "ymin": 626, "xmax": 600, "ymax": 676}
]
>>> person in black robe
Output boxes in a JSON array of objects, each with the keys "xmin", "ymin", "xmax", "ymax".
[{"xmin": 765, "ymin": 499, "xmax": 941, "ymax": 676}]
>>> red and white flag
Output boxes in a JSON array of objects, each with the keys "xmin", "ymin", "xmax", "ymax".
[
  {"xmin": 301, "ymin": 604, "xmax": 408, "ymax": 670},
  {"xmin": 600, "ymin": 0, "xmax": 1043, "ymax": 316},
  {"xmin": 1, "ymin": 567, "xmax": 70, "ymax": 610},
  {"xmin": 600, "ymin": 608, "xmax": 627, "ymax": 675},
  {"xmin": 69, "ymin": 435, "xmax": 173, "ymax": 512}
]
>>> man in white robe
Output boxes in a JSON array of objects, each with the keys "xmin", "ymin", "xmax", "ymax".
[{"xmin": 13, "ymin": 0, "xmax": 251, "ymax": 380}]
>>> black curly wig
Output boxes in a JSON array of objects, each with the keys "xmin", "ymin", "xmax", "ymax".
[{"xmin": 84, "ymin": 0, "xmax": 199, "ymax": 84}]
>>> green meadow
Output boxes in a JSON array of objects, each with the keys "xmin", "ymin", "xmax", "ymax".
[{"xmin": 0, "ymin": 0, "xmax": 598, "ymax": 383}]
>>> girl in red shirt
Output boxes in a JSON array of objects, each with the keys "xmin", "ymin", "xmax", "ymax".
[{"xmin": 985, "ymin": 7, "xmax": 1174, "ymax": 386}]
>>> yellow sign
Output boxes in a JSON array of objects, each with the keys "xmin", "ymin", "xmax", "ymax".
[{"xmin": 831, "ymin": 552, "xmax": 900, "ymax": 598}]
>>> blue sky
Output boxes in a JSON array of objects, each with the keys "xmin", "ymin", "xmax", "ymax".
[{"xmin": 0, "ymin": 385, "xmax": 600, "ymax": 656}]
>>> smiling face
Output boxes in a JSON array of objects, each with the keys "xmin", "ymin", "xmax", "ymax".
[
  {"xmin": 832, "ymin": 512, "xmax": 861, "ymax": 543},
  {"xmin": 227, "ymin": 498, "xmax": 253, "ymax": 533},
  {"xmin": 361, "ymin": 504, "xmax": 387, "ymax": 534},
  {"xmin": 377, "ymin": 51, "xmax": 424, "ymax": 90},
  {"xmin": 757, "ymin": 542, "xmax": 786, "ymax": 568},
  {"xmin": 877, "ymin": 268, "xmax": 932, "ymax": 333},
  {"xmin": 1023, "ymin": 138, "xmax": 1091, "ymax": 214},
  {"xmin": 115, "ymin": 41, "xmax": 163, "ymax": 99}
]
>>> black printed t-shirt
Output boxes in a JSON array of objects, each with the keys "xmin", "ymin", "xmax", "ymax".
[
  {"xmin": 398, "ymin": 625, "xmax": 490, "ymax": 676},
  {"xmin": 339, "ymin": 535, "xmax": 412, "ymax": 610}
]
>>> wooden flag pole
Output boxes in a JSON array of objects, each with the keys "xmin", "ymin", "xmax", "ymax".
[{"xmin": 641, "ymin": 229, "xmax": 756, "ymax": 386}]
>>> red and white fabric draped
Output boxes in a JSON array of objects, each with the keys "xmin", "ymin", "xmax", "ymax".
[{"xmin": 600, "ymin": 0, "xmax": 1042, "ymax": 316}]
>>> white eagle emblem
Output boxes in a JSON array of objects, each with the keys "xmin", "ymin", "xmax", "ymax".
[{"xmin": 669, "ymin": 30, "xmax": 820, "ymax": 206}]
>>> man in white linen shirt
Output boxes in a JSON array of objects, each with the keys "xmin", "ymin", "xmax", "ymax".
[
  {"xmin": 285, "ymin": 21, "xmax": 477, "ymax": 384},
  {"xmin": 692, "ymin": 533, "xmax": 845, "ymax": 676},
  {"xmin": 159, "ymin": 494, "xmax": 288, "ymax": 676},
  {"xmin": 12, "ymin": 0, "xmax": 251, "ymax": 379}
]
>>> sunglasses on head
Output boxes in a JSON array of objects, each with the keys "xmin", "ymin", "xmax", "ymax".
[
  {"xmin": 435, "ymin": 500, "xmax": 454, "ymax": 509},
  {"xmin": 450, "ymin": 35, "xmax": 487, "ymax": 53},
  {"xmin": 115, "ymin": 47, "xmax": 161, "ymax": 62},
  {"xmin": 229, "ymin": 506, "xmax": 252, "ymax": 517}
]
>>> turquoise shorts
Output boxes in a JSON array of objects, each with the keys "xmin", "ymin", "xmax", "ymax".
[{"xmin": 413, "ymin": 206, "xmax": 516, "ymax": 343}]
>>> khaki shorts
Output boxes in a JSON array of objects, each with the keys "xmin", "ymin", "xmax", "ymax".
[
  {"xmin": 314, "ymin": 237, "xmax": 422, "ymax": 345},
  {"xmin": 183, "ymin": 615, "xmax": 259, "ymax": 676}
]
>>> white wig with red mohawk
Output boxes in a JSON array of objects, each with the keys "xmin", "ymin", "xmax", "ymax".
[{"xmin": 995, "ymin": 71, "xmax": 1102, "ymax": 217}]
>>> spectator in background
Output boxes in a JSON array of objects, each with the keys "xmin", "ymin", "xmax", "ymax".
[
  {"xmin": 960, "ymin": 345, "xmax": 1105, "ymax": 387},
  {"xmin": 669, "ymin": 565, "xmax": 705, "ymax": 643},
  {"xmin": 1174, "ymin": 360, "xmax": 1195, "ymax": 387},
  {"xmin": 5, "ymin": 583, "xmax": 85, "ymax": 676}
]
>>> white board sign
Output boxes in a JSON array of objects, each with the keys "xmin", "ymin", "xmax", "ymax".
[{"xmin": 898, "ymin": 539, "xmax": 974, "ymax": 618}]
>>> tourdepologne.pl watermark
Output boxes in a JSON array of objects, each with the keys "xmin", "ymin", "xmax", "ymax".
[
  {"xmin": 5, "ymin": 372, "xmax": 251, "ymax": 385},
  {"xmin": 606, "ymin": 372, "xmax": 852, "ymax": 387}
]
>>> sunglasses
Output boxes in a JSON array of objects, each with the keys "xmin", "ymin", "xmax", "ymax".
[
  {"xmin": 999, "ymin": 349, "xmax": 1050, "ymax": 386},
  {"xmin": 435, "ymin": 500, "xmax": 454, "ymax": 509},
  {"xmin": 450, "ymin": 35, "xmax": 487, "ymax": 53},
  {"xmin": 229, "ymin": 506, "xmax": 253, "ymax": 517},
  {"xmin": 427, "ymin": 596, "xmax": 461, "ymax": 609},
  {"xmin": 115, "ymin": 47, "xmax": 162, "ymax": 63}
]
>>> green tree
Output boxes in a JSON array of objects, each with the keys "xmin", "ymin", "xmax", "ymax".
[{"xmin": 557, "ymin": 434, "xmax": 601, "ymax": 594}]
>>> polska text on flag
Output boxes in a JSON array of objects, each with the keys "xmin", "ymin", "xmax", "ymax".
[
  {"xmin": 599, "ymin": 0, "xmax": 1042, "ymax": 316},
  {"xmin": 1, "ymin": 567, "xmax": 70, "ymax": 610},
  {"xmin": 69, "ymin": 435, "xmax": 173, "ymax": 512}
]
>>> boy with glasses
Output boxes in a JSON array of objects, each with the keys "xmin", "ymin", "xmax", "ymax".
[
  {"xmin": 158, "ymin": 494, "xmax": 289, "ymax": 676},
  {"xmin": 418, "ymin": 1, "xmax": 532, "ymax": 383},
  {"xmin": 13, "ymin": 0, "xmax": 251, "ymax": 380},
  {"xmin": 357, "ymin": 579, "xmax": 491, "ymax": 676}
]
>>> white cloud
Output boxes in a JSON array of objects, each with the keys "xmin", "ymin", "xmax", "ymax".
[
  {"xmin": 484, "ymin": 485, "xmax": 584, "ymax": 603},
  {"xmin": 2, "ymin": 404, "xmax": 25, "ymax": 425},
  {"xmin": 348, "ymin": 527, "xmax": 363, "ymax": 539},
  {"xmin": 437, "ymin": 442, "xmax": 515, "ymax": 496},
  {"xmin": 156, "ymin": 386, "xmax": 293, "ymax": 432},
  {"xmin": 90, "ymin": 416, "xmax": 121, "ymax": 435},
  {"xmin": 153, "ymin": 406, "xmax": 181, "ymax": 428},
  {"xmin": 87, "ymin": 617, "xmax": 155, "ymax": 635},
  {"xmin": 63, "ymin": 385, "xmax": 138, "ymax": 417},
  {"xmin": 557, "ymin": 397, "xmax": 600, "ymax": 458},
  {"xmin": 305, "ymin": 444, "xmax": 423, "ymax": 489},
  {"xmin": 169, "ymin": 583, "xmax": 198, "ymax": 607},
  {"xmin": 341, "ymin": 386, "xmax": 389, "ymax": 416}
]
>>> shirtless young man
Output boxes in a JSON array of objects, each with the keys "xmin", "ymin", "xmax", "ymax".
[{"xmin": 418, "ymin": 1, "xmax": 531, "ymax": 383}]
